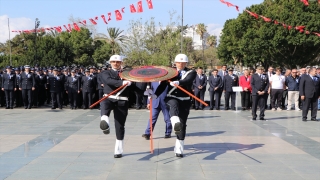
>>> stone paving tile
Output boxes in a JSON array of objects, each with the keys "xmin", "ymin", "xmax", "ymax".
[{"xmin": 1, "ymin": 98, "xmax": 320, "ymax": 180}]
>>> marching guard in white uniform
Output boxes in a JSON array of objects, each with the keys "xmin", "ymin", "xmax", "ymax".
[
  {"xmin": 154, "ymin": 54, "xmax": 196, "ymax": 157},
  {"xmin": 99, "ymin": 55, "xmax": 132, "ymax": 158}
]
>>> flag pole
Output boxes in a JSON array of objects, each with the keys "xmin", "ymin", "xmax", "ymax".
[
  {"xmin": 180, "ymin": 0, "xmax": 184, "ymax": 53},
  {"xmin": 8, "ymin": 18, "xmax": 12, "ymax": 66}
]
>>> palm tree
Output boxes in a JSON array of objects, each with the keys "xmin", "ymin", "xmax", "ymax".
[
  {"xmin": 94, "ymin": 27, "xmax": 128, "ymax": 54},
  {"xmin": 195, "ymin": 23, "xmax": 207, "ymax": 61},
  {"xmin": 206, "ymin": 35, "xmax": 217, "ymax": 48}
]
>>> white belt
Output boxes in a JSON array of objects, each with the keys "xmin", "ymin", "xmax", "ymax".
[
  {"xmin": 167, "ymin": 94, "xmax": 190, "ymax": 100},
  {"xmin": 103, "ymin": 94, "xmax": 128, "ymax": 101}
]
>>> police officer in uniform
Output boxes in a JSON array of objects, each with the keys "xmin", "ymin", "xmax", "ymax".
[
  {"xmin": 0, "ymin": 70, "xmax": 4, "ymax": 107},
  {"xmin": 97, "ymin": 67, "xmax": 106, "ymax": 110},
  {"xmin": 14, "ymin": 68, "xmax": 22, "ymax": 107},
  {"xmin": 19, "ymin": 65, "xmax": 35, "ymax": 109},
  {"xmin": 37, "ymin": 69, "xmax": 47, "ymax": 106},
  {"xmin": 66, "ymin": 70, "xmax": 80, "ymax": 109},
  {"xmin": 223, "ymin": 67, "xmax": 239, "ymax": 110},
  {"xmin": 81, "ymin": 69, "xmax": 96, "ymax": 109},
  {"xmin": 47, "ymin": 68, "xmax": 63, "ymax": 109},
  {"xmin": 1, "ymin": 66, "xmax": 16, "ymax": 109},
  {"xmin": 154, "ymin": 54, "xmax": 197, "ymax": 157},
  {"xmin": 250, "ymin": 66, "xmax": 269, "ymax": 120},
  {"xmin": 99, "ymin": 55, "xmax": 133, "ymax": 158}
]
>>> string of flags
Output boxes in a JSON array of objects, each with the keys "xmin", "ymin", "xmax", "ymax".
[
  {"xmin": 300, "ymin": 0, "xmax": 320, "ymax": 6},
  {"xmin": 219, "ymin": 0, "xmax": 320, "ymax": 37},
  {"xmin": 11, "ymin": 0, "xmax": 153, "ymax": 34}
]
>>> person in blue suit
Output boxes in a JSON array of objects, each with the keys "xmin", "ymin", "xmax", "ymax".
[
  {"xmin": 142, "ymin": 81, "xmax": 172, "ymax": 140},
  {"xmin": 193, "ymin": 67, "xmax": 207, "ymax": 110}
]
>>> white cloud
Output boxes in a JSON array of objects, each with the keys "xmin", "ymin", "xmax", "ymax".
[
  {"xmin": 206, "ymin": 23, "xmax": 223, "ymax": 42},
  {"xmin": 0, "ymin": 15, "xmax": 33, "ymax": 43}
]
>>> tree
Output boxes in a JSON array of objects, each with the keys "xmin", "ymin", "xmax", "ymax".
[
  {"xmin": 218, "ymin": 0, "xmax": 320, "ymax": 69},
  {"xmin": 206, "ymin": 35, "xmax": 217, "ymax": 48},
  {"xmin": 94, "ymin": 27, "xmax": 128, "ymax": 54},
  {"xmin": 195, "ymin": 23, "xmax": 207, "ymax": 61}
]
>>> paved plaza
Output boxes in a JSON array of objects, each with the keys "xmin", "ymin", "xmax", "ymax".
[{"xmin": 1, "ymin": 96, "xmax": 320, "ymax": 180}]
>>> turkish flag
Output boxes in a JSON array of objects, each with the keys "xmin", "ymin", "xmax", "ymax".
[
  {"xmin": 45, "ymin": 28, "xmax": 50, "ymax": 30},
  {"xmin": 305, "ymin": 30, "xmax": 310, "ymax": 34},
  {"xmin": 79, "ymin": 20, "xmax": 86, "ymax": 26},
  {"xmin": 89, "ymin": 18, "xmax": 97, "ymax": 25},
  {"xmin": 146, "ymin": 0, "xmax": 153, "ymax": 9},
  {"xmin": 295, "ymin": 26, "xmax": 305, "ymax": 31},
  {"xmin": 68, "ymin": 24, "xmax": 72, "ymax": 31},
  {"xmin": 274, "ymin": 20, "xmax": 279, "ymax": 25},
  {"xmin": 282, "ymin": 23, "xmax": 287, "ymax": 29},
  {"xmin": 63, "ymin": 25, "xmax": 72, "ymax": 32},
  {"xmin": 108, "ymin": 12, "xmax": 112, "ymax": 21},
  {"xmin": 300, "ymin": 0, "xmax": 309, "ymax": 6},
  {"xmin": 235, "ymin": 6, "xmax": 239, "ymax": 11},
  {"xmin": 73, "ymin": 23, "xmax": 81, "ymax": 32},
  {"xmin": 122, "ymin": 7, "xmax": 125, "ymax": 13},
  {"xmin": 137, "ymin": 1, "xmax": 143, "ymax": 12},
  {"xmin": 55, "ymin": 26, "xmax": 62, "ymax": 33},
  {"xmin": 130, "ymin": 4, "xmax": 136, "ymax": 13},
  {"xmin": 287, "ymin": 25, "xmax": 292, "ymax": 30},
  {"xmin": 101, "ymin": 15, "xmax": 108, "ymax": 24},
  {"xmin": 115, "ymin": 10, "xmax": 122, "ymax": 21},
  {"xmin": 260, "ymin": 15, "xmax": 271, "ymax": 22},
  {"xmin": 313, "ymin": 32, "xmax": 320, "ymax": 37},
  {"xmin": 245, "ymin": 10, "xmax": 258, "ymax": 19}
]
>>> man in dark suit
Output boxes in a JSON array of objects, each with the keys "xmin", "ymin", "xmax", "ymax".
[
  {"xmin": 208, "ymin": 69, "xmax": 222, "ymax": 110},
  {"xmin": 14, "ymin": 68, "xmax": 22, "ymax": 107},
  {"xmin": 142, "ymin": 82, "xmax": 171, "ymax": 140},
  {"xmin": 218, "ymin": 65, "xmax": 227, "ymax": 106},
  {"xmin": 37, "ymin": 69, "xmax": 47, "ymax": 106},
  {"xmin": 1, "ymin": 66, "xmax": 16, "ymax": 109},
  {"xmin": 81, "ymin": 69, "xmax": 96, "ymax": 109},
  {"xmin": 193, "ymin": 67, "xmax": 207, "ymax": 110},
  {"xmin": 223, "ymin": 67, "xmax": 239, "ymax": 110},
  {"xmin": 47, "ymin": 68, "xmax": 63, "ymax": 109},
  {"xmin": 65, "ymin": 69, "xmax": 80, "ymax": 109},
  {"xmin": 251, "ymin": 66, "xmax": 269, "ymax": 120},
  {"xmin": 134, "ymin": 82, "xmax": 148, "ymax": 109},
  {"xmin": 299, "ymin": 67, "xmax": 320, "ymax": 121},
  {"xmin": 19, "ymin": 65, "xmax": 35, "ymax": 109},
  {"xmin": 96, "ymin": 67, "xmax": 106, "ymax": 110}
]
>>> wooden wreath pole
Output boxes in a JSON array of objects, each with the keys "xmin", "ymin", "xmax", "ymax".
[
  {"xmin": 168, "ymin": 80, "xmax": 209, "ymax": 107},
  {"xmin": 89, "ymin": 83, "xmax": 128, "ymax": 109},
  {"xmin": 149, "ymin": 97, "xmax": 154, "ymax": 154}
]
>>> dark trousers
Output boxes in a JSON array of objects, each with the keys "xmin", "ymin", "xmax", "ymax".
[
  {"xmin": 82, "ymin": 91, "xmax": 93, "ymax": 108},
  {"xmin": 302, "ymin": 96, "xmax": 318, "ymax": 119},
  {"xmin": 134, "ymin": 90, "xmax": 146, "ymax": 108},
  {"xmin": 68, "ymin": 90, "xmax": 78, "ymax": 108},
  {"xmin": 14, "ymin": 89, "xmax": 22, "ymax": 107},
  {"xmin": 46, "ymin": 89, "xmax": 51, "ymax": 104},
  {"xmin": 252, "ymin": 94, "xmax": 266, "ymax": 118},
  {"xmin": 194, "ymin": 89, "xmax": 205, "ymax": 108},
  {"xmin": 271, "ymin": 89, "xmax": 283, "ymax": 109},
  {"xmin": 209, "ymin": 90, "xmax": 220, "ymax": 109},
  {"xmin": 0, "ymin": 90, "xmax": 5, "ymax": 106},
  {"xmin": 100, "ymin": 99, "xmax": 128, "ymax": 140},
  {"xmin": 165, "ymin": 98, "xmax": 191, "ymax": 140},
  {"xmin": 145, "ymin": 102, "xmax": 171, "ymax": 136},
  {"xmin": 22, "ymin": 89, "xmax": 32, "ymax": 108},
  {"xmin": 225, "ymin": 91, "xmax": 236, "ymax": 109},
  {"xmin": 4, "ymin": 90, "xmax": 14, "ymax": 108},
  {"xmin": 32, "ymin": 88, "xmax": 38, "ymax": 106},
  {"xmin": 51, "ymin": 92, "xmax": 62, "ymax": 108},
  {"xmin": 282, "ymin": 89, "xmax": 288, "ymax": 108},
  {"xmin": 37, "ymin": 87, "xmax": 45, "ymax": 106},
  {"xmin": 241, "ymin": 91, "xmax": 251, "ymax": 108}
]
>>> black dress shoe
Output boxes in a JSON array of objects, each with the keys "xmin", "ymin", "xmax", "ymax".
[
  {"xmin": 209, "ymin": 107, "xmax": 213, "ymax": 110},
  {"xmin": 142, "ymin": 134, "xmax": 150, "ymax": 140},
  {"xmin": 195, "ymin": 107, "xmax": 199, "ymax": 110},
  {"xmin": 51, "ymin": 107, "xmax": 56, "ymax": 109},
  {"xmin": 114, "ymin": 154, "xmax": 122, "ymax": 158},
  {"xmin": 260, "ymin": 117, "xmax": 266, "ymax": 121},
  {"xmin": 302, "ymin": 119, "xmax": 307, "ymax": 122},
  {"xmin": 164, "ymin": 135, "xmax": 171, "ymax": 138},
  {"xmin": 24, "ymin": 107, "xmax": 28, "ymax": 109},
  {"xmin": 28, "ymin": 107, "xmax": 31, "ymax": 109},
  {"xmin": 174, "ymin": 122, "xmax": 181, "ymax": 135},
  {"xmin": 136, "ymin": 106, "xmax": 141, "ymax": 110},
  {"xmin": 242, "ymin": 107, "xmax": 246, "ymax": 111},
  {"xmin": 100, "ymin": 121, "xmax": 110, "ymax": 134},
  {"xmin": 251, "ymin": 118, "xmax": 257, "ymax": 121},
  {"xmin": 5, "ymin": 107, "xmax": 9, "ymax": 109},
  {"xmin": 175, "ymin": 153, "xmax": 183, "ymax": 158},
  {"xmin": 10, "ymin": 107, "xmax": 13, "ymax": 109},
  {"xmin": 311, "ymin": 118, "xmax": 318, "ymax": 121}
]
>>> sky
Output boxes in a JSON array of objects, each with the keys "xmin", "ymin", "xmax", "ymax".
[{"xmin": 0, "ymin": 0, "xmax": 264, "ymax": 43}]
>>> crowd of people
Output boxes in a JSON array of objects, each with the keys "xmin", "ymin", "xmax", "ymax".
[{"xmin": 0, "ymin": 64, "xmax": 148, "ymax": 110}]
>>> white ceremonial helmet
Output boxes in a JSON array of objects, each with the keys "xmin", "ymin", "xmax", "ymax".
[
  {"xmin": 174, "ymin": 54, "xmax": 188, "ymax": 63},
  {"xmin": 109, "ymin": 55, "xmax": 123, "ymax": 62}
]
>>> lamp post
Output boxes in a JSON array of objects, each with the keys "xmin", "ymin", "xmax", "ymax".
[
  {"xmin": 34, "ymin": 18, "xmax": 40, "ymax": 65},
  {"xmin": 181, "ymin": 0, "xmax": 183, "ymax": 53}
]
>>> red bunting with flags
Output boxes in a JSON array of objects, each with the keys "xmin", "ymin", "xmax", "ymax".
[
  {"xmin": 137, "ymin": 1, "xmax": 143, "ymax": 12},
  {"xmin": 146, "ymin": 0, "xmax": 153, "ymax": 9},
  {"xmin": 115, "ymin": 10, "xmax": 123, "ymax": 21},
  {"xmin": 108, "ymin": 12, "xmax": 112, "ymax": 21},
  {"xmin": 130, "ymin": 4, "xmax": 136, "ymax": 13},
  {"xmin": 63, "ymin": 25, "xmax": 72, "ymax": 32},
  {"xmin": 79, "ymin": 20, "xmax": 86, "ymax": 26},
  {"xmin": 73, "ymin": 23, "xmax": 81, "ymax": 32},
  {"xmin": 89, "ymin": 18, "xmax": 97, "ymax": 25},
  {"xmin": 300, "ymin": 0, "xmax": 309, "ymax": 6},
  {"xmin": 122, "ymin": 7, "xmax": 125, "ymax": 13},
  {"xmin": 101, "ymin": 15, "xmax": 108, "ymax": 24}
]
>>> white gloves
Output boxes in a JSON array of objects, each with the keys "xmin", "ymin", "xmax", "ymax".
[
  {"xmin": 123, "ymin": 80, "xmax": 132, "ymax": 86},
  {"xmin": 170, "ymin": 81, "xmax": 179, "ymax": 87}
]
